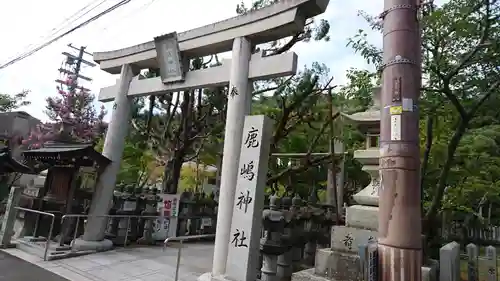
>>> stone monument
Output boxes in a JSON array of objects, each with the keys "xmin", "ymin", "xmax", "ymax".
[{"xmin": 225, "ymin": 115, "xmax": 273, "ymax": 281}]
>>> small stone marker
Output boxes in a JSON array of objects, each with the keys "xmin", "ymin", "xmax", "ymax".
[
  {"xmin": 439, "ymin": 241, "xmax": 460, "ymax": 281},
  {"xmin": 0, "ymin": 186, "xmax": 23, "ymax": 247},
  {"xmin": 226, "ymin": 115, "xmax": 273, "ymax": 281},
  {"xmin": 486, "ymin": 245, "xmax": 497, "ymax": 281},
  {"xmin": 466, "ymin": 243, "xmax": 479, "ymax": 281}
]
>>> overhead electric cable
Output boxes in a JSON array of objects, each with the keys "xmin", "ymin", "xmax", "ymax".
[
  {"xmin": 0, "ymin": 0, "xmax": 134, "ymax": 71},
  {"xmin": 50, "ymin": 0, "xmax": 107, "ymax": 36},
  {"xmin": 1, "ymin": 0, "xmax": 108, "ymax": 64},
  {"xmin": 43, "ymin": 0, "xmax": 110, "ymax": 45},
  {"xmin": 99, "ymin": 0, "xmax": 158, "ymax": 37}
]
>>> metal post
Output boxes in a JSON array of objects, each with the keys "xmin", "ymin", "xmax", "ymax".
[
  {"xmin": 33, "ymin": 213, "xmax": 40, "ymax": 237},
  {"xmin": 45, "ymin": 215, "xmax": 55, "ymax": 261},
  {"xmin": 124, "ymin": 217, "xmax": 131, "ymax": 247},
  {"xmin": 163, "ymin": 234, "xmax": 215, "ymax": 281},
  {"xmin": 378, "ymin": 0, "xmax": 423, "ymax": 280},
  {"xmin": 175, "ymin": 241, "xmax": 183, "ymax": 281},
  {"xmin": 58, "ymin": 216, "xmax": 66, "ymax": 245},
  {"xmin": 71, "ymin": 217, "xmax": 80, "ymax": 249}
]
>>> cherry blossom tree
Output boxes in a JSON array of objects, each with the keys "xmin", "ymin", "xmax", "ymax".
[{"xmin": 23, "ymin": 77, "xmax": 106, "ymax": 149}]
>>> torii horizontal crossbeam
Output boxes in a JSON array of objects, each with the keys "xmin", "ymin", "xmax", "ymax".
[{"xmin": 98, "ymin": 52, "xmax": 297, "ymax": 102}]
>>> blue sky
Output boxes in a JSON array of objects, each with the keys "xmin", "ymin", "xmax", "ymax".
[{"xmin": 0, "ymin": 0, "xmax": 384, "ymax": 122}]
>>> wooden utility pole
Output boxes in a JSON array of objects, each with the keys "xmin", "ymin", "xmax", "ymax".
[
  {"xmin": 56, "ymin": 44, "xmax": 96, "ymax": 92},
  {"xmin": 378, "ymin": 0, "xmax": 423, "ymax": 280}
]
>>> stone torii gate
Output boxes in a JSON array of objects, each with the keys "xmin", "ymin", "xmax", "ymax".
[{"xmin": 73, "ymin": 0, "xmax": 329, "ymax": 275}]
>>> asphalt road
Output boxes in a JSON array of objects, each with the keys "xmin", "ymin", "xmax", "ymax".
[{"xmin": 0, "ymin": 251, "xmax": 69, "ymax": 281}]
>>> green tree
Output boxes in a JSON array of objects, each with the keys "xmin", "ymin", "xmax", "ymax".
[
  {"xmin": 96, "ymin": 96, "xmax": 159, "ymax": 188},
  {"xmin": 236, "ymin": 0, "xmax": 330, "ymax": 54},
  {"xmin": 0, "ymin": 90, "xmax": 30, "ymax": 112}
]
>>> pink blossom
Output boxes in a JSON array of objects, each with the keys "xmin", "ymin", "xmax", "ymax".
[{"xmin": 23, "ymin": 78, "xmax": 108, "ymax": 150}]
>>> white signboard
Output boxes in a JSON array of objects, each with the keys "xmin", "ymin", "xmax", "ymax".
[
  {"xmin": 201, "ymin": 218, "xmax": 212, "ymax": 229},
  {"xmin": 152, "ymin": 194, "xmax": 180, "ymax": 241},
  {"xmin": 390, "ymin": 115, "xmax": 402, "ymax": 141},
  {"xmin": 226, "ymin": 115, "xmax": 273, "ymax": 281},
  {"xmin": 22, "ymin": 187, "xmax": 40, "ymax": 198}
]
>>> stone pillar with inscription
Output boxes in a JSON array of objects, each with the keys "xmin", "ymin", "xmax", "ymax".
[
  {"xmin": 224, "ymin": 115, "xmax": 273, "ymax": 281},
  {"xmin": 211, "ymin": 115, "xmax": 272, "ymax": 281}
]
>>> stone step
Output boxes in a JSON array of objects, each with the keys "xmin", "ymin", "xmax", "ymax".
[
  {"xmin": 22, "ymin": 236, "xmax": 47, "ymax": 243},
  {"xmin": 55, "ymin": 245, "xmax": 72, "ymax": 251},
  {"xmin": 294, "ymin": 250, "xmax": 437, "ymax": 281},
  {"xmin": 15, "ymin": 237, "xmax": 96, "ymax": 261},
  {"xmin": 331, "ymin": 226, "xmax": 377, "ymax": 254},
  {"xmin": 15, "ymin": 238, "xmax": 48, "ymax": 259},
  {"xmin": 313, "ymin": 248, "xmax": 362, "ymax": 281}
]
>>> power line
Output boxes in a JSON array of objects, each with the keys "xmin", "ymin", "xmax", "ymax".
[
  {"xmin": 0, "ymin": 0, "xmax": 134, "ymax": 71},
  {"xmin": 43, "ymin": 0, "xmax": 111, "ymax": 46},
  {"xmin": 1, "ymin": 0, "xmax": 108, "ymax": 64},
  {"xmin": 51, "ymin": 0, "xmax": 106, "ymax": 32},
  {"xmin": 99, "ymin": 0, "xmax": 158, "ymax": 38},
  {"xmin": 105, "ymin": 0, "xmax": 157, "ymax": 30},
  {"xmin": 0, "ymin": 0, "xmax": 118, "ymax": 70}
]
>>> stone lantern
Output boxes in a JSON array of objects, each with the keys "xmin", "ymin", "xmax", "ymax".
[
  {"xmin": 260, "ymin": 195, "xmax": 287, "ymax": 281},
  {"xmin": 291, "ymin": 86, "xmax": 435, "ymax": 281},
  {"xmin": 277, "ymin": 194, "xmax": 293, "ymax": 280},
  {"xmin": 291, "ymin": 87, "xmax": 381, "ymax": 281},
  {"xmin": 302, "ymin": 203, "xmax": 324, "ymax": 266},
  {"xmin": 289, "ymin": 194, "xmax": 305, "ymax": 265},
  {"xmin": 138, "ymin": 187, "xmax": 160, "ymax": 244},
  {"xmin": 345, "ymin": 86, "xmax": 381, "ymax": 229},
  {"xmin": 114, "ymin": 185, "xmax": 137, "ymax": 245},
  {"xmin": 105, "ymin": 184, "xmax": 125, "ymax": 239}
]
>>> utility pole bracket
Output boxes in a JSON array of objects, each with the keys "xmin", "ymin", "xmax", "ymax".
[
  {"xmin": 379, "ymin": 4, "xmax": 417, "ymax": 19},
  {"xmin": 378, "ymin": 57, "xmax": 419, "ymax": 72}
]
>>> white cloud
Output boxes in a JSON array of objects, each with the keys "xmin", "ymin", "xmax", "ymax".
[{"xmin": 0, "ymin": 0, "xmax": 384, "ymax": 122}]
